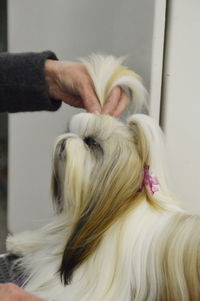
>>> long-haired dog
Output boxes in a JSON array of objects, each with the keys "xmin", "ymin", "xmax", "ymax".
[{"xmin": 7, "ymin": 55, "xmax": 200, "ymax": 301}]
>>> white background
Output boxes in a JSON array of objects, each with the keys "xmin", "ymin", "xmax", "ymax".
[{"xmin": 162, "ymin": 0, "xmax": 200, "ymax": 213}]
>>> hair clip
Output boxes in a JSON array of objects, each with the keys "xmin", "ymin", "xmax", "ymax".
[{"xmin": 139, "ymin": 165, "xmax": 159, "ymax": 195}]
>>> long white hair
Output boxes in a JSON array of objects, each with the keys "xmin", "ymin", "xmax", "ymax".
[{"xmin": 7, "ymin": 55, "xmax": 200, "ymax": 301}]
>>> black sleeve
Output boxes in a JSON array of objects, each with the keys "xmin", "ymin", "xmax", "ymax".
[{"xmin": 0, "ymin": 51, "xmax": 62, "ymax": 113}]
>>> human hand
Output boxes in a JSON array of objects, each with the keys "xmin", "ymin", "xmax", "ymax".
[
  {"xmin": 0, "ymin": 283, "xmax": 45, "ymax": 301},
  {"xmin": 45, "ymin": 60, "xmax": 129, "ymax": 116}
]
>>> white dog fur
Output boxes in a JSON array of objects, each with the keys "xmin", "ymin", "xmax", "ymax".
[{"xmin": 7, "ymin": 55, "xmax": 200, "ymax": 301}]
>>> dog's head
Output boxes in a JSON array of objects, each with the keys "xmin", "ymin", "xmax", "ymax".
[
  {"xmin": 51, "ymin": 112, "xmax": 170, "ymax": 284},
  {"xmin": 52, "ymin": 113, "xmax": 143, "ymax": 215}
]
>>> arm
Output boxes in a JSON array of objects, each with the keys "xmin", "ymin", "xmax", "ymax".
[
  {"xmin": 0, "ymin": 51, "xmax": 129, "ymax": 115},
  {"xmin": 0, "ymin": 51, "xmax": 61, "ymax": 113}
]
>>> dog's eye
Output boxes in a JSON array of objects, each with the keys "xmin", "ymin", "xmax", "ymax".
[{"xmin": 84, "ymin": 137, "xmax": 100, "ymax": 148}]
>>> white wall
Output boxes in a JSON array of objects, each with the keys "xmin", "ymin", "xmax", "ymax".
[
  {"xmin": 162, "ymin": 0, "xmax": 200, "ymax": 212},
  {"xmin": 8, "ymin": 0, "xmax": 163, "ymax": 233}
]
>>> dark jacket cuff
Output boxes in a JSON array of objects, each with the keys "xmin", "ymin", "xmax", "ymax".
[{"xmin": 0, "ymin": 51, "xmax": 62, "ymax": 113}]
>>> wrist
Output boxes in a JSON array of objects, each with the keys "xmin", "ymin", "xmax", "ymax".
[{"xmin": 44, "ymin": 59, "xmax": 61, "ymax": 99}]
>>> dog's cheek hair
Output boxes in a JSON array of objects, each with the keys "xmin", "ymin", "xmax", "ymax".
[
  {"xmin": 59, "ymin": 206, "xmax": 101, "ymax": 285},
  {"xmin": 59, "ymin": 237, "xmax": 99, "ymax": 285},
  {"xmin": 51, "ymin": 168, "xmax": 61, "ymax": 212},
  {"xmin": 51, "ymin": 157, "xmax": 64, "ymax": 213}
]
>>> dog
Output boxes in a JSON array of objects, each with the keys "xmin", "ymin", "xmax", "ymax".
[{"xmin": 7, "ymin": 55, "xmax": 200, "ymax": 301}]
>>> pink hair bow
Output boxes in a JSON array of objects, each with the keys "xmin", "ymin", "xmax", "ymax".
[{"xmin": 140, "ymin": 165, "xmax": 159, "ymax": 195}]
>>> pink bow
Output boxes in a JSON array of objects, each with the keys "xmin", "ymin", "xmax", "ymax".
[{"xmin": 140, "ymin": 165, "xmax": 159, "ymax": 195}]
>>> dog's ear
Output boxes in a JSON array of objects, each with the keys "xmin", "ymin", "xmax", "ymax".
[
  {"xmin": 127, "ymin": 114, "xmax": 170, "ymax": 197},
  {"xmin": 51, "ymin": 156, "xmax": 64, "ymax": 214}
]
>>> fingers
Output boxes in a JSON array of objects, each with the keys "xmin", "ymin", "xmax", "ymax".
[
  {"xmin": 47, "ymin": 60, "xmax": 102, "ymax": 114},
  {"xmin": 112, "ymin": 89, "xmax": 130, "ymax": 117},
  {"xmin": 102, "ymin": 86, "xmax": 121, "ymax": 115},
  {"xmin": 102, "ymin": 86, "xmax": 130, "ymax": 117},
  {"xmin": 0, "ymin": 283, "xmax": 45, "ymax": 301},
  {"xmin": 79, "ymin": 82, "xmax": 102, "ymax": 114},
  {"xmin": 0, "ymin": 283, "xmax": 22, "ymax": 301},
  {"xmin": 52, "ymin": 60, "xmax": 129, "ymax": 116},
  {"xmin": 61, "ymin": 93, "xmax": 85, "ymax": 109},
  {"xmin": 61, "ymin": 84, "xmax": 129, "ymax": 116}
]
